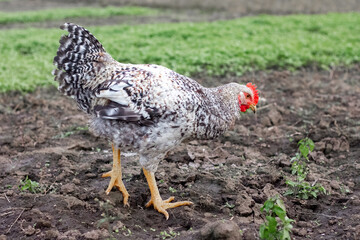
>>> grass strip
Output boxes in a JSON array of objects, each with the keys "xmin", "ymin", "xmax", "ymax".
[{"xmin": 0, "ymin": 13, "xmax": 359, "ymax": 92}]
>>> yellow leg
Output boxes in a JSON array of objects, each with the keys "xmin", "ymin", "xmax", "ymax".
[
  {"xmin": 102, "ymin": 144, "xmax": 129, "ymax": 206},
  {"xmin": 143, "ymin": 168, "xmax": 193, "ymax": 220}
]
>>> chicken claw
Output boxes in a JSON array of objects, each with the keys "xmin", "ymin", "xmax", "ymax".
[
  {"xmin": 143, "ymin": 168, "xmax": 193, "ymax": 220},
  {"xmin": 102, "ymin": 145, "xmax": 129, "ymax": 207}
]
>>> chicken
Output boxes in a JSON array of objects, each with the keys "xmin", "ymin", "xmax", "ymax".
[{"xmin": 52, "ymin": 23, "xmax": 259, "ymax": 219}]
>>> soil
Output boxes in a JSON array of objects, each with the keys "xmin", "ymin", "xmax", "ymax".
[
  {"xmin": 1, "ymin": 66, "xmax": 359, "ymax": 239},
  {"xmin": 1, "ymin": 1, "xmax": 360, "ymax": 239}
]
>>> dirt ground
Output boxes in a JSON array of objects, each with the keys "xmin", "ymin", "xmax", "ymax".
[
  {"xmin": 1, "ymin": 66, "xmax": 359, "ymax": 239},
  {"xmin": 1, "ymin": 1, "xmax": 360, "ymax": 240}
]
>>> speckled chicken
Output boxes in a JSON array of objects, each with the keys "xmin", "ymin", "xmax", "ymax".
[{"xmin": 52, "ymin": 23, "xmax": 259, "ymax": 219}]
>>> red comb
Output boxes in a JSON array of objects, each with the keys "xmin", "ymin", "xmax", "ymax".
[{"xmin": 246, "ymin": 82, "xmax": 259, "ymax": 105}]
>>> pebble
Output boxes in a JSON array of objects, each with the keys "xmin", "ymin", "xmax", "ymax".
[
  {"xmin": 200, "ymin": 220, "xmax": 242, "ymax": 240},
  {"xmin": 330, "ymin": 180, "xmax": 340, "ymax": 190}
]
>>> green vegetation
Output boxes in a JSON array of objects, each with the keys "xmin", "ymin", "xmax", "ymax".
[
  {"xmin": 0, "ymin": 6, "xmax": 157, "ymax": 25},
  {"xmin": 18, "ymin": 176, "xmax": 41, "ymax": 193},
  {"xmin": 53, "ymin": 125, "xmax": 89, "ymax": 139},
  {"xmin": 159, "ymin": 230, "xmax": 180, "ymax": 239},
  {"xmin": 1, "ymin": 13, "xmax": 360, "ymax": 92},
  {"xmin": 259, "ymin": 195, "xmax": 294, "ymax": 240},
  {"xmin": 284, "ymin": 138, "xmax": 327, "ymax": 199}
]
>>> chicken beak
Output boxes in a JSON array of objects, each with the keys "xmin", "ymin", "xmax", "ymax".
[{"xmin": 249, "ymin": 104, "xmax": 257, "ymax": 113}]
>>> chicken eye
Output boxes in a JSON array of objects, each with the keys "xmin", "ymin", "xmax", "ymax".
[{"xmin": 246, "ymin": 94, "xmax": 251, "ymax": 100}]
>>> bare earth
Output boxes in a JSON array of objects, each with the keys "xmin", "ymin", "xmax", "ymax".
[{"xmin": 1, "ymin": 66, "xmax": 359, "ymax": 239}]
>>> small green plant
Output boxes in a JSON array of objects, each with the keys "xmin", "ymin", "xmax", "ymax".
[
  {"xmin": 284, "ymin": 138, "xmax": 326, "ymax": 199},
  {"xmin": 122, "ymin": 226, "xmax": 132, "ymax": 237},
  {"xmin": 259, "ymin": 196, "xmax": 294, "ymax": 240},
  {"xmin": 97, "ymin": 200, "xmax": 117, "ymax": 238},
  {"xmin": 159, "ymin": 230, "xmax": 180, "ymax": 239},
  {"xmin": 18, "ymin": 176, "xmax": 41, "ymax": 193},
  {"xmin": 54, "ymin": 125, "xmax": 89, "ymax": 138},
  {"xmin": 285, "ymin": 180, "xmax": 326, "ymax": 199},
  {"xmin": 169, "ymin": 186, "xmax": 177, "ymax": 193},
  {"xmin": 224, "ymin": 202, "xmax": 235, "ymax": 209}
]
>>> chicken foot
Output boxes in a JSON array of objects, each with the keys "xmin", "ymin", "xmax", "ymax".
[
  {"xmin": 102, "ymin": 144, "xmax": 129, "ymax": 206},
  {"xmin": 143, "ymin": 168, "xmax": 193, "ymax": 220}
]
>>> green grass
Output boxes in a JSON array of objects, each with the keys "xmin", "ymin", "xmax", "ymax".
[
  {"xmin": 0, "ymin": 6, "xmax": 158, "ymax": 24},
  {"xmin": 1, "ymin": 12, "xmax": 360, "ymax": 92}
]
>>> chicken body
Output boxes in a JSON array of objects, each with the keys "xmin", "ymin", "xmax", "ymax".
[
  {"xmin": 89, "ymin": 63, "xmax": 244, "ymax": 172},
  {"xmin": 53, "ymin": 23, "xmax": 258, "ymax": 219}
]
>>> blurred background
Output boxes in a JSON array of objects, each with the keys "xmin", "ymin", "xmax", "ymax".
[{"xmin": 2, "ymin": 0, "xmax": 360, "ymax": 14}]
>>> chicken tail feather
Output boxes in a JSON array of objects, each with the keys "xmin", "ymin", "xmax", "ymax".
[{"xmin": 53, "ymin": 23, "xmax": 112, "ymax": 112}]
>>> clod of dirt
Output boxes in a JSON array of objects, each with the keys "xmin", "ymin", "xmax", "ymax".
[
  {"xmin": 309, "ymin": 151, "xmax": 329, "ymax": 164},
  {"xmin": 268, "ymin": 109, "xmax": 283, "ymax": 126},
  {"xmin": 64, "ymin": 195, "xmax": 87, "ymax": 209},
  {"xmin": 112, "ymin": 221, "xmax": 124, "ymax": 232},
  {"xmin": 199, "ymin": 220, "xmax": 242, "ymax": 240},
  {"xmin": 22, "ymin": 225, "xmax": 36, "ymax": 236},
  {"xmin": 263, "ymin": 183, "xmax": 280, "ymax": 199},
  {"xmin": 277, "ymin": 154, "xmax": 291, "ymax": 167},
  {"xmin": 35, "ymin": 219, "xmax": 52, "ymax": 229},
  {"xmin": 235, "ymin": 191, "xmax": 254, "ymax": 216},
  {"xmin": 60, "ymin": 183, "xmax": 76, "ymax": 194},
  {"xmin": 318, "ymin": 118, "xmax": 331, "ymax": 129},
  {"xmin": 330, "ymin": 180, "xmax": 341, "ymax": 190},
  {"xmin": 293, "ymin": 228, "xmax": 307, "ymax": 237},
  {"xmin": 83, "ymin": 229, "xmax": 110, "ymax": 240},
  {"xmin": 355, "ymin": 225, "xmax": 360, "ymax": 237},
  {"xmin": 40, "ymin": 229, "xmax": 60, "ymax": 240},
  {"xmin": 316, "ymin": 136, "xmax": 350, "ymax": 154},
  {"xmin": 58, "ymin": 230, "xmax": 81, "ymax": 240}
]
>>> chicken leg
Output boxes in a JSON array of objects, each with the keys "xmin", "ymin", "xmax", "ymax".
[
  {"xmin": 143, "ymin": 168, "xmax": 193, "ymax": 219},
  {"xmin": 102, "ymin": 144, "xmax": 129, "ymax": 206}
]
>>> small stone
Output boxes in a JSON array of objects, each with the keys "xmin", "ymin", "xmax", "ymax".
[
  {"xmin": 295, "ymin": 228, "xmax": 307, "ymax": 236},
  {"xmin": 35, "ymin": 219, "xmax": 52, "ymax": 228},
  {"xmin": 59, "ymin": 229, "xmax": 81, "ymax": 240},
  {"xmin": 200, "ymin": 220, "xmax": 242, "ymax": 240},
  {"xmin": 328, "ymin": 219, "xmax": 337, "ymax": 225},
  {"xmin": 83, "ymin": 230, "xmax": 101, "ymax": 240},
  {"xmin": 346, "ymin": 181, "xmax": 355, "ymax": 188},
  {"xmin": 0, "ymin": 234, "xmax": 6, "ymax": 240},
  {"xmin": 277, "ymin": 154, "xmax": 291, "ymax": 167},
  {"xmin": 351, "ymin": 199, "xmax": 360, "ymax": 206},
  {"xmin": 5, "ymin": 190, "xmax": 14, "ymax": 196},
  {"xmin": 261, "ymin": 117, "xmax": 272, "ymax": 127},
  {"xmin": 85, "ymin": 173, "xmax": 97, "ymax": 179},
  {"xmin": 318, "ymin": 118, "xmax": 330, "ymax": 129},
  {"xmin": 236, "ymin": 205, "xmax": 253, "ymax": 216},
  {"xmin": 355, "ymin": 224, "xmax": 360, "ymax": 237},
  {"xmin": 43, "ymin": 229, "xmax": 60, "ymax": 240},
  {"xmin": 330, "ymin": 180, "xmax": 340, "ymax": 190},
  {"xmin": 72, "ymin": 178, "xmax": 81, "ymax": 184},
  {"xmin": 297, "ymin": 221, "xmax": 311, "ymax": 228},
  {"xmin": 23, "ymin": 225, "xmax": 36, "ymax": 236},
  {"xmin": 222, "ymin": 207, "xmax": 231, "ymax": 215},
  {"xmin": 61, "ymin": 183, "xmax": 76, "ymax": 193},
  {"xmin": 268, "ymin": 110, "xmax": 282, "ymax": 125}
]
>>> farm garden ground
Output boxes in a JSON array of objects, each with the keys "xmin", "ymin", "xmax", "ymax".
[{"xmin": 0, "ymin": 1, "xmax": 360, "ymax": 239}]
